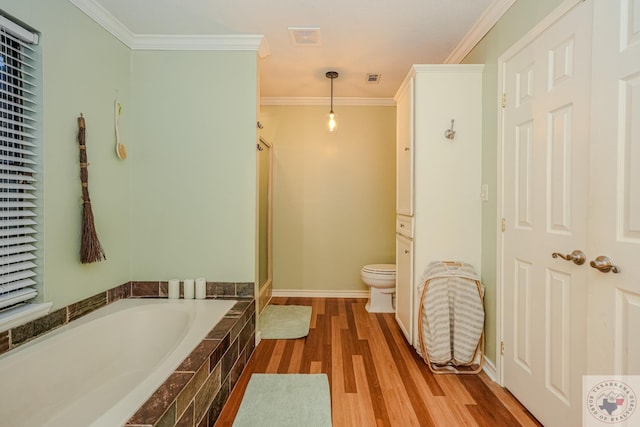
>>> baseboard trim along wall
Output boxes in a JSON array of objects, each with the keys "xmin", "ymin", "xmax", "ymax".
[
  {"xmin": 482, "ymin": 357, "xmax": 497, "ymax": 382},
  {"xmin": 271, "ymin": 289, "xmax": 369, "ymax": 298}
]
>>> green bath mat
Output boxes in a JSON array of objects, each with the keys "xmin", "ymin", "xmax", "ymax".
[
  {"xmin": 233, "ymin": 374, "xmax": 332, "ymax": 427},
  {"xmin": 260, "ymin": 304, "xmax": 312, "ymax": 339}
]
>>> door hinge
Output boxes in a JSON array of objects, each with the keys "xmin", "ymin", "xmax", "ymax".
[
  {"xmin": 501, "ymin": 218, "xmax": 506, "ymax": 232},
  {"xmin": 501, "ymin": 93, "xmax": 507, "ymax": 108},
  {"xmin": 501, "ymin": 341, "xmax": 505, "ymax": 355}
]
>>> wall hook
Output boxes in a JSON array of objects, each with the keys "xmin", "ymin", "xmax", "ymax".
[{"xmin": 444, "ymin": 119, "xmax": 456, "ymax": 140}]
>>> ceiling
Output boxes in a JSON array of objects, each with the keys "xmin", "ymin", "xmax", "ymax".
[{"xmin": 76, "ymin": 0, "xmax": 506, "ymax": 100}]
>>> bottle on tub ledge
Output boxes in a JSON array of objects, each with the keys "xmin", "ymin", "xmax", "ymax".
[
  {"xmin": 195, "ymin": 278, "xmax": 206, "ymax": 299},
  {"xmin": 183, "ymin": 279, "xmax": 195, "ymax": 299},
  {"xmin": 168, "ymin": 279, "xmax": 180, "ymax": 299}
]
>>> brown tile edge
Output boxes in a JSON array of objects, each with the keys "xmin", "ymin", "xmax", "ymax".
[{"xmin": 0, "ymin": 281, "xmax": 253, "ymax": 358}]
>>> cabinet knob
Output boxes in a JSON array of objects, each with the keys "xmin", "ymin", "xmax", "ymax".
[
  {"xmin": 404, "ymin": 249, "xmax": 410, "ymax": 254},
  {"xmin": 404, "ymin": 147, "xmax": 410, "ymax": 151}
]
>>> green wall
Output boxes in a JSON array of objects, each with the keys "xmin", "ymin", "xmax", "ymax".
[
  {"xmin": 130, "ymin": 51, "xmax": 258, "ymax": 281},
  {"xmin": 3, "ymin": 0, "xmax": 132, "ymax": 309},
  {"xmin": 2, "ymin": 1, "xmax": 259, "ymax": 311},
  {"xmin": 260, "ymin": 105, "xmax": 396, "ymax": 292},
  {"xmin": 463, "ymin": 0, "xmax": 566, "ymax": 363}
]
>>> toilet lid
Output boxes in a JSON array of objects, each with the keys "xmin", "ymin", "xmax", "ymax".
[{"xmin": 362, "ymin": 264, "xmax": 396, "ymax": 274}]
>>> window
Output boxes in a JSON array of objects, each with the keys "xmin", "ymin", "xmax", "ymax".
[{"xmin": 0, "ymin": 14, "xmax": 47, "ymax": 330}]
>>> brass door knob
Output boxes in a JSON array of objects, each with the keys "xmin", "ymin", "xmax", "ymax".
[{"xmin": 551, "ymin": 249, "xmax": 586, "ymax": 265}]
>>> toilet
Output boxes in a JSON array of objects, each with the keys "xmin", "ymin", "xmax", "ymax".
[{"xmin": 360, "ymin": 264, "xmax": 396, "ymax": 313}]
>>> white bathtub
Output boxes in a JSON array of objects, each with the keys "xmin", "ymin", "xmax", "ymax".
[{"xmin": 0, "ymin": 298, "xmax": 237, "ymax": 427}]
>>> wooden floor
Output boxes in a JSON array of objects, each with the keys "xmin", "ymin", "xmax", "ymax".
[{"xmin": 214, "ymin": 297, "xmax": 542, "ymax": 427}]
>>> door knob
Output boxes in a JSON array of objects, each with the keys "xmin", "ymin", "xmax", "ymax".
[
  {"xmin": 589, "ymin": 256, "xmax": 620, "ymax": 274},
  {"xmin": 551, "ymin": 249, "xmax": 586, "ymax": 265}
]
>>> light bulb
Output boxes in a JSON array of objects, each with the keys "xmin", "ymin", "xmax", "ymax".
[{"xmin": 328, "ymin": 111, "xmax": 337, "ymax": 132}]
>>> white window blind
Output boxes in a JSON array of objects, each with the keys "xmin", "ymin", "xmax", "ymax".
[{"xmin": 0, "ymin": 16, "xmax": 41, "ymax": 318}]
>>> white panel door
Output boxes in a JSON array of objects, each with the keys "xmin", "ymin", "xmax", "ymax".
[
  {"xmin": 501, "ymin": 2, "xmax": 592, "ymax": 426},
  {"xmin": 588, "ymin": 0, "xmax": 640, "ymax": 375}
]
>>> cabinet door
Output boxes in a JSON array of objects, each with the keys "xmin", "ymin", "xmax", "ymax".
[
  {"xmin": 395, "ymin": 233, "xmax": 413, "ymax": 343},
  {"xmin": 396, "ymin": 77, "xmax": 414, "ymax": 216}
]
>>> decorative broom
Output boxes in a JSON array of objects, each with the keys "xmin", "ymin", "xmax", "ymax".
[{"xmin": 77, "ymin": 114, "xmax": 106, "ymax": 263}]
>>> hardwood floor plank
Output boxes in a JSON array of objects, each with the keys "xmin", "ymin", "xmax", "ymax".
[
  {"xmin": 214, "ymin": 298, "xmax": 541, "ymax": 427},
  {"xmin": 352, "ymin": 354, "xmax": 386, "ymax": 427},
  {"xmin": 478, "ymin": 374, "xmax": 543, "ymax": 427},
  {"xmin": 287, "ymin": 338, "xmax": 305, "ymax": 373},
  {"xmin": 354, "ymin": 307, "xmax": 423, "ymax": 426},
  {"xmin": 330, "ymin": 314, "xmax": 347, "ymax": 419},
  {"xmin": 276, "ymin": 339, "xmax": 295, "ymax": 373},
  {"xmin": 435, "ymin": 375, "xmax": 477, "ymax": 405},
  {"xmin": 375, "ymin": 312, "xmax": 436, "ymax": 426},
  {"xmin": 427, "ymin": 396, "xmax": 481, "ymax": 427},
  {"xmin": 357, "ymin": 340, "xmax": 394, "ymax": 426},
  {"xmin": 460, "ymin": 375, "xmax": 523, "ymax": 426},
  {"xmin": 380, "ymin": 313, "xmax": 446, "ymax": 398},
  {"xmin": 264, "ymin": 339, "xmax": 286, "ymax": 372},
  {"xmin": 340, "ymin": 328, "xmax": 358, "ymax": 393}
]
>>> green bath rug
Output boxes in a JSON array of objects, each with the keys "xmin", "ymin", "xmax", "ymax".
[
  {"xmin": 259, "ymin": 304, "xmax": 312, "ymax": 339},
  {"xmin": 232, "ymin": 374, "xmax": 332, "ymax": 427}
]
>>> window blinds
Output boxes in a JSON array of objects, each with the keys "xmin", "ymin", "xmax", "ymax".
[{"xmin": 0, "ymin": 18, "xmax": 40, "ymax": 313}]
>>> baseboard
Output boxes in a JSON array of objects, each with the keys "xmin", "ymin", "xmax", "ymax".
[
  {"xmin": 271, "ymin": 289, "xmax": 369, "ymax": 298},
  {"xmin": 482, "ymin": 356, "xmax": 497, "ymax": 382}
]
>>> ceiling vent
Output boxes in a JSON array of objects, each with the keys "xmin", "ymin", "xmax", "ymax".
[
  {"xmin": 288, "ymin": 27, "xmax": 321, "ymax": 46},
  {"xmin": 366, "ymin": 73, "xmax": 381, "ymax": 84}
]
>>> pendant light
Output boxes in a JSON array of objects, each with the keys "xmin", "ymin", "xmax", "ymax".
[{"xmin": 325, "ymin": 71, "xmax": 339, "ymax": 132}]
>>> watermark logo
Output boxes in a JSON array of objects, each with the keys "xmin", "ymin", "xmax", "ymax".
[{"xmin": 584, "ymin": 376, "xmax": 638, "ymax": 426}]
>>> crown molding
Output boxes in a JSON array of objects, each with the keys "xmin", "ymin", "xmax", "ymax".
[
  {"xmin": 68, "ymin": 0, "xmax": 268, "ymax": 55},
  {"xmin": 261, "ymin": 97, "xmax": 395, "ymax": 106},
  {"xmin": 130, "ymin": 34, "xmax": 267, "ymax": 54},
  {"xmin": 444, "ymin": 0, "xmax": 516, "ymax": 64},
  {"xmin": 68, "ymin": 0, "xmax": 136, "ymax": 47}
]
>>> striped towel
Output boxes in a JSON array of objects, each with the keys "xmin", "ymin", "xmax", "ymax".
[{"xmin": 419, "ymin": 262, "xmax": 484, "ymax": 365}]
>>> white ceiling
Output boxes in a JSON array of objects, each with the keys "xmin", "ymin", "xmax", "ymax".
[{"xmin": 75, "ymin": 0, "xmax": 508, "ymax": 100}]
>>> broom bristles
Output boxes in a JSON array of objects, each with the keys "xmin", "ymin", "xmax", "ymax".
[{"xmin": 81, "ymin": 202, "xmax": 106, "ymax": 264}]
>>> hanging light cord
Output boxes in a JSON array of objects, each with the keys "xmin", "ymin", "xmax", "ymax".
[{"xmin": 330, "ymin": 75, "xmax": 334, "ymax": 114}]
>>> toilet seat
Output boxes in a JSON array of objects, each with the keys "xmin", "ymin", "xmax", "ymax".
[{"xmin": 362, "ymin": 264, "xmax": 396, "ymax": 275}]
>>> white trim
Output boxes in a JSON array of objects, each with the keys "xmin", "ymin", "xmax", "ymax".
[
  {"xmin": 67, "ymin": 0, "xmax": 136, "ymax": 47},
  {"xmin": 482, "ymin": 357, "xmax": 498, "ymax": 382},
  {"xmin": 261, "ymin": 97, "xmax": 395, "ymax": 106},
  {"xmin": 68, "ymin": 0, "xmax": 267, "ymax": 54},
  {"xmin": 413, "ymin": 64, "xmax": 485, "ymax": 73},
  {"xmin": 444, "ymin": 0, "xmax": 517, "ymax": 64},
  {"xmin": 271, "ymin": 289, "xmax": 369, "ymax": 299},
  {"xmin": 495, "ymin": 0, "xmax": 585, "ymax": 386},
  {"xmin": 130, "ymin": 34, "xmax": 266, "ymax": 52}
]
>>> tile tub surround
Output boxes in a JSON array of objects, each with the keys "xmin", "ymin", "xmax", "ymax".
[
  {"xmin": 0, "ymin": 281, "xmax": 256, "ymax": 427},
  {"xmin": 0, "ymin": 281, "xmax": 255, "ymax": 355},
  {"xmin": 126, "ymin": 299, "xmax": 256, "ymax": 427}
]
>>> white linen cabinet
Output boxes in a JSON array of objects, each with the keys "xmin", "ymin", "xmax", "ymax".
[{"xmin": 394, "ymin": 65, "xmax": 483, "ymax": 347}]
